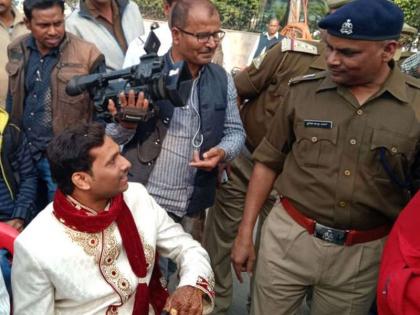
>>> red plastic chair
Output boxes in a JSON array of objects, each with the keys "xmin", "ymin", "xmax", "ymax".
[{"xmin": 0, "ymin": 222, "xmax": 19, "ymax": 255}]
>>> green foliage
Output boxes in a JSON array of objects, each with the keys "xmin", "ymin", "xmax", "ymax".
[
  {"xmin": 394, "ymin": 0, "xmax": 420, "ymax": 30},
  {"xmin": 212, "ymin": 0, "xmax": 261, "ymax": 31},
  {"xmin": 135, "ymin": 0, "xmax": 166, "ymax": 20},
  {"xmin": 135, "ymin": 0, "xmax": 261, "ymax": 31}
]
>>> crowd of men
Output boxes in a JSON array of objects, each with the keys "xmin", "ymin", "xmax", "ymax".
[{"xmin": 0, "ymin": 0, "xmax": 420, "ymax": 313}]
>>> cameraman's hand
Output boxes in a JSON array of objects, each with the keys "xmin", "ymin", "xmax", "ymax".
[
  {"xmin": 107, "ymin": 90, "xmax": 149, "ymax": 129},
  {"xmin": 189, "ymin": 147, "xmax": 225, "ymax": 171}
]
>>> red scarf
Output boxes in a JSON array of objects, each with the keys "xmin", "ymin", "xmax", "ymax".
[{"xmin": 53, "ymin": 189, "xmax": 168, "ymax": 315}]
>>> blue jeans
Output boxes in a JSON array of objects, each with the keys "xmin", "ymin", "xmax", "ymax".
[
  {"xmin": 36, "ymin": 157, "xmax": 57, "ymax": 202},
  {"xmin": 0, "ymin": 249, "xmax": 11, "ymax": 299}
]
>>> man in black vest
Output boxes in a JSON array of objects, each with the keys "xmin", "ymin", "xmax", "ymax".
[
  {"xmin": 248, "ymin": 18, "xmax": 283, "ymax": 63},
  {"xmin": 107, "ymin": 0, "xmax": 245, "ymax": 244}
]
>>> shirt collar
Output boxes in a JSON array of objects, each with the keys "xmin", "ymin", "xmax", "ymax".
[
  {"xmin": 26, "ymin": 35, "xmax": 61, "ymax": 57},
  {"xmin": 66, "ymin": 194, "xmax": 110, "ymax": 216},
  {"xmin": 378, "ymin": 61, "xmax": 410, "ymax": 103},
  {"xmin": 316, "ymin": 62, "xmax": 410, "ymax": 104},
  {"xmin": 81, "ymin": 0, "xmax": 125, "ymax": 19},
  {"xmin": 264, "ymin": 32, "xmax": 279, "ymax": 40},
  {"xmin": 84, "ymin": 0, "xmax": 104, "ymax": 19}
]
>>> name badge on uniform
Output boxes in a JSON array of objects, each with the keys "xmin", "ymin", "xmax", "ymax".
[{"xmin": 304, "ymin": 120, "xmax": 333, "ymax": 129}]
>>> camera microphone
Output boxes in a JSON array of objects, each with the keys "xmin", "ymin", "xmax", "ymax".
[{"xmin": 66, "ymin": 78, "xmax": 85, "ymax": 96}]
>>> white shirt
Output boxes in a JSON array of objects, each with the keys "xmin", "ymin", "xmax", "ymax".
[
  {"xmin": 123, "ymin": 21, "xmax": 172, "ymax": 68},
  {"xmin": 12, "ymin": 183, "xmax": 214, "ymax": 315}
]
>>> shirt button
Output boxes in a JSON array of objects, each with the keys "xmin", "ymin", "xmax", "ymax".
[
  {"xmin": 311, "ymin": 136, "xmax": 318, "ymax": 143},
  {"xmin": 391, "ymin": 147, "xmax": 398, "ymax": 153},
  {"xmin": 33, "ymin": 94, "xmax": 37, "ymax": 98},
  {"xmin": 349, "ymin": 139, "xmax": 357, "ymax": 145},
  {"xmin": 339, "ymin": 201, "xmax": 346, "ymax": 207},
  {"xmin": 27, "ymin": 127, "xmax": 31, "ymax": 131},
  {"xmin": 28, "ymin": 142, "xmax": 32, "ymax": 145},
  {"xmin": 30, "ymin": 112, "xmax": 34, "ymax": 116},
  {"xmin": 356, "ymin": 109, "xmax": 363, "ymax": 115},
  {"xmin": 344, "ymin": 170, "xmax": 351, "ymax": 176}
]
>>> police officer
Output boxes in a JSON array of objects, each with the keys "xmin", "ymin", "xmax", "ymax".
[
  {"xmin": 202, "ymin": 1, "xmax": 352, "ymax": 313},
  {"xmin": 231, "ymin": 0, "xmax": 420, "ymax": 314}
]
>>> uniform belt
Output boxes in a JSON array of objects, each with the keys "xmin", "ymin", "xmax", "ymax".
[{"xmin": 281, "ymin": 198, "xmax": 390, "ymax": 246}]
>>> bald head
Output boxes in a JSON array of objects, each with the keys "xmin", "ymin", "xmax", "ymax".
[{"xmin": 170, "ymin": 0, "xmax": 219, "ymax": 29}]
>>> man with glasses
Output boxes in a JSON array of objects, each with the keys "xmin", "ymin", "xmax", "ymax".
[
  {"xmin": 123, "ymin": 0, "xmax": 225, "ymax": 68},
  {"xmin": 107, "ymin": 0, "xmax": 244, "ymax": 248}
]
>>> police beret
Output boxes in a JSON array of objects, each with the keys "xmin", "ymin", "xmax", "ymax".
[
  {"xmin": 326, "ymin": 0, "xmax": 353, "ymax": 10},
  {"xmin": 318, "ymin": 0, "xmax": 404, "ymax": 41}
]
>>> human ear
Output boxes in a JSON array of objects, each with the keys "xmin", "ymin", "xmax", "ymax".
[
  {"xmin": 382, "ymin": 40, "xmax": 398, "ymax": 62},
  {"xmin": 71, "ymin": 172, "xmax": 92, "ymax": 191},
  {"xmin": 24, "ymin": 17, "xmax": 31, "ymax": 31}
]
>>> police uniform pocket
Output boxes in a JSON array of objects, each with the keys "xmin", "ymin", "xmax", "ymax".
[
  {"xmin": 265, "ymin": 76, "xmax": 286, "ymax": 116},
  {"xmin": 294, "ymin": 122, "xmax": 338, "ymax": 168},
  {"xmin": 369, "ymin": 128, "xmax": 416, "ymax": 180}
]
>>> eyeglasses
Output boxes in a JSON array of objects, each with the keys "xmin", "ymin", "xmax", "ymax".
[{"xmin": 175, "ymin": 26, "xmax": 226, "ymax": 43}]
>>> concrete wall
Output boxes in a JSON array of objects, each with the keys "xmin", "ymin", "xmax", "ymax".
[{"xmin": 144, "ymin": 19, "xmax": 259, "ymax": 72}]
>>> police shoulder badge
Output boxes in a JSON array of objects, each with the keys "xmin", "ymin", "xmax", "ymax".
[
  {"xmin": 281, "ymin": 38, "xmax": 318, "ymax": 55},
  {"xmin": 340, "ymin": 19, "xmax": 353, "ymax": 35},
  {"xmin": 252, "ymin": 52, "xmax": 267, "ymax": 70}
]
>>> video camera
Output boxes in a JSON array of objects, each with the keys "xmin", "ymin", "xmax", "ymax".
[{"xmin": 66, "ymin": 26, "xmax": 193, "ymax": 123}]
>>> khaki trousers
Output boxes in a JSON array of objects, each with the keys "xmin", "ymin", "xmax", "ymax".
[
  {"xmin": 251, "ymin": 202, "xmax": 386, "ymax": 315},
  {"xmin": 203, "ymin": 150, "xmax": 276, "ymax": 315}
]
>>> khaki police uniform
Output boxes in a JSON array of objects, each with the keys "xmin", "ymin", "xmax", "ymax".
[
  {"xmin": 203, "ymin": 38, "xmax": 326, "ymax": 314},
  {"xmin": 251, "ymin": 65, "xmax": 420, "ymax": 314}
]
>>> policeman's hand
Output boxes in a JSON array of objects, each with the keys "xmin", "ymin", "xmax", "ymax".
[
  {"xmin": 163, "ymin": 285, "xmax": 203, "ymax": 315},
  {"xmin": 5, "ymin": 218, "xmax": 24, "ymax": 232},
  {"xmin": 107, "ymin": 90, "xmax": 149, "ymax": 129},
  {"xmin": 189, "ymin": 147, "xmax": 226, "ymax": 172},
  {"xmin": 231, "ymin": 233, "xmax": 255, "ymax": 283}
]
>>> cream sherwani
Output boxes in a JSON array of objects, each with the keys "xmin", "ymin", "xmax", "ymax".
[{"xmin": 12, "ymin": 183, "xmax": 214, "ymax": 315}]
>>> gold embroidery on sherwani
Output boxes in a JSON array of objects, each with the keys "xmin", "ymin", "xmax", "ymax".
[
  {"xmin": 64, "ymin": 228, "xmax": 101, "ymax": 260},
  {"xmin": 65, "ymin": 224, "xmax": 132, "ymax": 306},
  {"xmin": 100, "ymin": 225, "xmax": 132, "ymax": 303},
  {"xmin": 65, "ymin": 223, "xmax": 156, "ymax": 310},
  {"xmin": 141, "ymin": 234, "xmax": 155, "ymax": 268}
]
